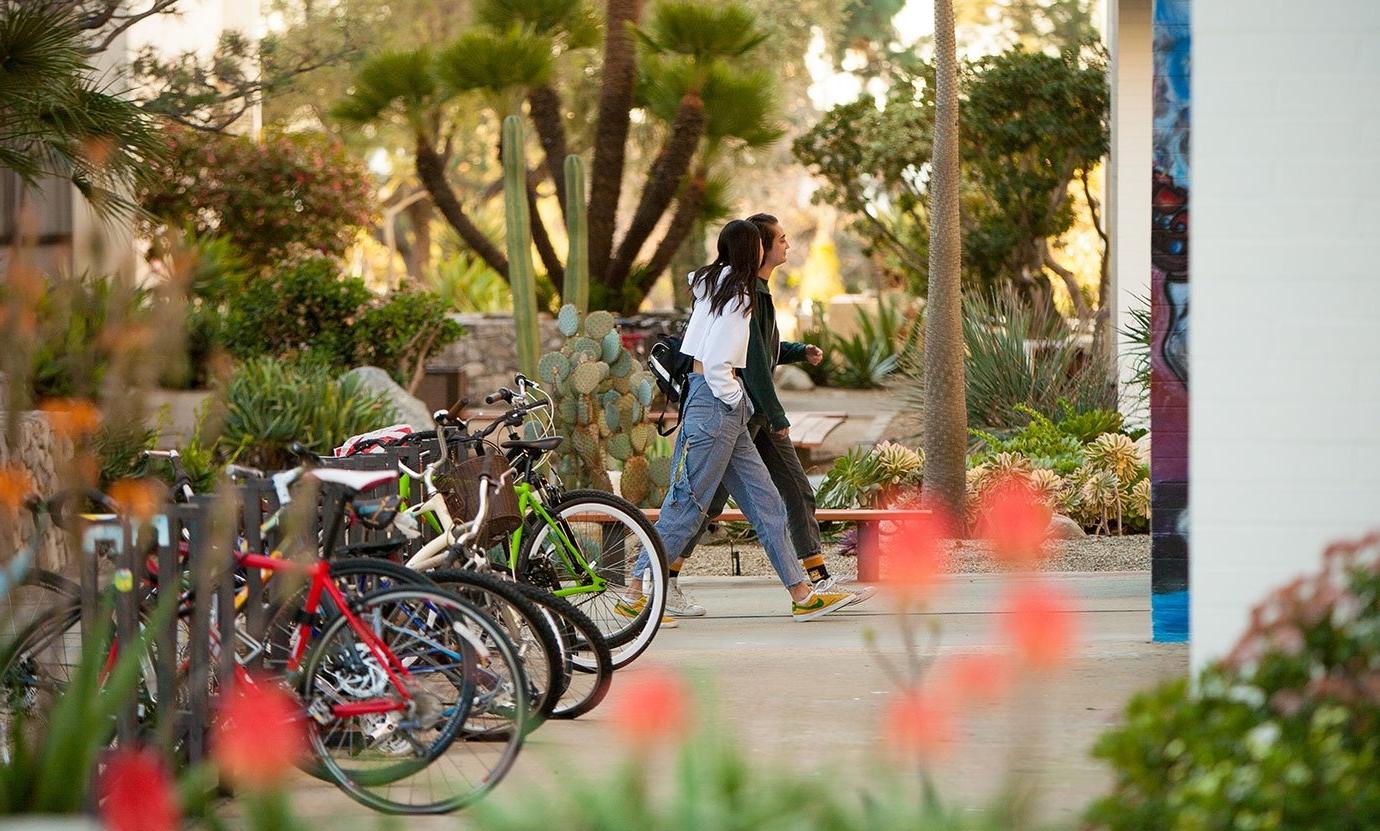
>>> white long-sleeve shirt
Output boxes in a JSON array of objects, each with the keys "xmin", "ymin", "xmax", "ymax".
[{"xmin": 678, "ymin": 268, "xmax": 751, "ymax": 406}]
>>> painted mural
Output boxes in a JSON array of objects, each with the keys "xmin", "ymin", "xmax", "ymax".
[{"xmin": 1151, "ymin": 0, "xmax": 1190, "ymax": 642}]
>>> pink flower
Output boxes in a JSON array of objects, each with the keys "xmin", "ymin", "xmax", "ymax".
[
  {"xmin": 212, "ymin": 676, "xmax": 308, "ymax": 790},
  {"xmin": 613, "ymin": 667, "xmax": 689, "ymax": 747},
  {"xmin": 883, "ymin": 687, "xmax": 958, "ymax": 760},
  {"xmin": 1001, "ymin": 583, "xmax": 1079, "ymax": 670},
  {"xmin": 933, "ymin": 653, "xmax": 1012, "ymax": 707},
  {"xmin": 98, "ymin": 748, "xmax": 179, "ymax": 831},
  {"xmin": 981, "ymin": 478, "xmax": 1051, "ymax": 569},
  {"xmin": 880, "ymin": 508, "xmax": 954, "ymax": 603}
]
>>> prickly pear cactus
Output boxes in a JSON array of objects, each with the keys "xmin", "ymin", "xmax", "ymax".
[{"xmin": 539, "ymin": 304, "xmax": 670, "ymax": 506}]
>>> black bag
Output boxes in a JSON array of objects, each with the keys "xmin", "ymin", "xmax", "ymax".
[{"xmin": 648, "ymin": 335, "xmax": 693, "ymax": 435}]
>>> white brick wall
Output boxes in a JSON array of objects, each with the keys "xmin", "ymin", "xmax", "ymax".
[
  {"xmin": 1109, "ymin": 0, "xmax": 1153, "ymax": 425},
  {"xmin": 1190, "ymin": 0, "xmax": 1380, "ymax": 670}
]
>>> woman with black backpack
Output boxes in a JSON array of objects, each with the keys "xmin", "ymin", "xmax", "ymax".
[{"xmin": 621, "ymin": 220, "xmax": 856, "ymax": 622}]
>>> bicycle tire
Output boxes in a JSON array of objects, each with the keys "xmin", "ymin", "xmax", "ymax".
[
  {"xmin": 301, "ymin": 586, "xmax": 528, "ymax": 814},
  {"xmin": 514, "ymin": 489, "xmax": 668, "ymax": 669},
  {"xmin": 507, "ymin": 582, "xmax": 612, "ymax": 719},
  {"xmin": 413, "ymin": 569, "xmax": 564, "ymax": 728}
]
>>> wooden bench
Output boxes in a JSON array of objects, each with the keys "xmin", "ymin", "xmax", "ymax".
[
  {"xmin": 462, "ymin": 407, "xmax": 848, "ymax": 456},
  {"xmin": 639, "ymin": 507, "xmax": 930, "ymax": 582}
]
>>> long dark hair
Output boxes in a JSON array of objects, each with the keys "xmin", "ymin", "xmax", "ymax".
[{"xmin": 691, "ymin": 219, "xmax": 760, "ymax": 316}]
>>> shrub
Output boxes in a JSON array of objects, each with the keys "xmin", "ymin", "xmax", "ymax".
[
  {"xmin": 223, "ymin": 257, "xmax": 368, "ymax": 367},
  {"xmin": 427, "ymin": 252, "xmax": 512, "ymax": 313},
  {"xmin": 353, "ymin": 291, "xmax": 465, "ymax": 388},
  {"xmin": 28, "ymin": 274, "xmax": 148, "ymax": 400},
  {"xmin": 801, "ymin": 296, "xmax": 922, "ymax": 389},
  {"xmin": 1088, "ymin": 533, "xmax": 1380, "ymax": 830},
  {"xmin": 817, "ymin": 441, "xmax": 924, "ymax": 509},
  {"xmin": 219, "ymin": 358, "xmax": 397, "ymax": 469},
  {"xmin": 910, "ymin": 291, "xmax": 1114, "ymax": 430},
  {"xmin": 139, "ymin": 128, "xmax": 374, "ymax": 268},
  {"xmin": 224, "ymin": 257, "xmax": 464, "ymax": 386}
]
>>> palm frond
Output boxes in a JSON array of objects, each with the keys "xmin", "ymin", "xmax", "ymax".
[
  {"xmin": 331, "ymin": 49, "xmax": 438, "ymax": 125},
  {"xmin": 436, "ymin": 28, "xmax": 555, "ymax": 95},
  {"xmin": 632, "ymin": 0, "xmax": 768, "ymax": 63}
]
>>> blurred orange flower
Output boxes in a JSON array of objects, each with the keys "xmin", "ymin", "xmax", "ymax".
[
  {"xmin": 1001, "ymin": 583, "xmax": 1079, "ymax": 670},
  {"xmin": 39, "ymin": 398, "xmax": 102, "ymax": 438},
  {"xmin": 212, "ymin": 677, "xmax": 308, "ymax": 790},
  {"xmin": 98, "ymin": 747, "xmax": 179, "ymax": 831},
  {"xmin": 883, "ymin": 687, "xmax": 957, "ymax": 760},
  {"xmin": 981, "ymin": 478, "xmax": 1051, "ymax": 569},
  {"xmin": 933, "ymin": 652, "xmax": 1012, "ymax": 707},
  {"xmin": 109, "ymin": 478, "xmax": 163, "ymax": 521},
  {"xmin": 613, "ymin": 666, "xmax": 689, "ymax": 747},
  {"xmin": 880, "ymin": 509, "xmax": 953, "ymax": 602},
  {"xmin": 0, "ymin": 464, "xmax": 32, "ymax": 512}
]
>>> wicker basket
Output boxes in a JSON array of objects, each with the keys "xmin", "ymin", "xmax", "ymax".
[{"xmin": 433, "ymin": 454, "xmax": 521, "ymax": 546}]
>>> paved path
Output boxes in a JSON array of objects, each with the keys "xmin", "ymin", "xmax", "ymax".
[{"xmin": 285, "ymin": 571, "xmax": 1185, "ymax": 826}]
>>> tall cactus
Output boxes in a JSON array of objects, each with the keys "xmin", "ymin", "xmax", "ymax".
[
  {"xmin": 504, "ymin": 114, "xmax": 540, "ymax": 377},
  {"xmin": 563, "ymin": 154, "xmax": 589, "ymax": 316}
]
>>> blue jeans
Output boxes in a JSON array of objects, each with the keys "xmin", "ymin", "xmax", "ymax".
[{"xmin": 633, "ymin": 374, "xmax": 808, "ymax": 589}]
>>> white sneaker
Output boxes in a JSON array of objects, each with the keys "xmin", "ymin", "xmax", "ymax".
[
  {"xmin": 814, "ymin": 575, "xmax": 878, "ymax": 608},
  {"xmin": 666, "ymin": 577, "xmax": 707, "ymax": 617}
]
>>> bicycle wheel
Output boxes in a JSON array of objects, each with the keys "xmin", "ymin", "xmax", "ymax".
[
  {"xmin": 301, "ymin": 586, "xmax": 528, "ymax": 814},
  {"xmin": 515, "ymin": 489, "xmax": 668, "ymax": 669},
  {"xmin": 508, "ymin": 582, "xmax": 612, "ymax": 720},
  {"xmin": 420, "ymin": 569, "xmax": 563, "ymax": 729},
  {"xmin": 0, "ymin": 600, "xmax": 81, "ymax": 760}
]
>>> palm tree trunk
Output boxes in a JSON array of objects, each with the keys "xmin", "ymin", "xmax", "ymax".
[
  {"xmin": 605, "ymin": 92, "xmax": 707, "ymax": 293},
  {"xmin": 921, "ymin": 0, "xmax": 966, "ymax": 527},
  {"xmin": 414, "ymin": 143, "xmax": 509, "ymax": 276},
  {"xmin": 404, "ymin": 195, "xmax": 433, "ymax": 281},
  {"xmin": 587, "ymin": 0, "xmax": 646, "ymax": 290},
  {"xmin": 528, "ymin": 84, "xmax": 570, "ymax": 216},
  {"xmin": 636, "ymin": 166, "xmax": 708, "ymax": 307}
]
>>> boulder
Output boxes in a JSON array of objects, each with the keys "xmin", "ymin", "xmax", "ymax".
[
  {"xmin": 1047, "ymin": 513, "xmax": 1087, "ymax": 540},
  {"xmin": 341, "ymin": 366, "xmax": 436, "ymax": 431},
  {"xmin": 774, "ymin": 364, "xmax": 816, "ymax": 391}
]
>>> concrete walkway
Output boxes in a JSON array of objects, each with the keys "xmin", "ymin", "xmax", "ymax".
[{"xmin": 287, "ymin": 571, "xmax": 1186, "ymax": 826}]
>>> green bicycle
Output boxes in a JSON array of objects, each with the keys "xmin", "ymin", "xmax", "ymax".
[{"xmin": 472, "ymin": 379, "xmax": 670, "ymax": 670}]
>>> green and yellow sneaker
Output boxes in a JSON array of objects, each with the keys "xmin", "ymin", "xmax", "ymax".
[
  {"xmin": 614, "ymin": 594, "xmax": 678, "ymax": 629},
  {"xmin": 791, "ymin": 590, "xmax": 855, "ymax": 622}
]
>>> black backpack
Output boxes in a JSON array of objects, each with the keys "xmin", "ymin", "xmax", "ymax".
[{"xmin": 648, "ymin": 335, "xmax": 693, "ymax": 435}]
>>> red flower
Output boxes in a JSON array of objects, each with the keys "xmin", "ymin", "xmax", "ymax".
[
  {"xmin": 1001, "ymin": 583, "xmax": 1079, "ymax": 670},
  {"xmin": 880, "ymin": 509, "xmax": 953, "ymax": 603},
  {"xmin": 212, "ymin": 676, "xmax": 308, "ymax": 790},
  {"xmin": 613, "ymin": 666, "xmax": 689, "ymax": 747},
  {"xmin": 981, "ymin": 478, "xmax": 1051, "ymax": 569},
  {"xmin": 883, "ymin": 687, "xmax": 957, "ymax": 760},
  {"xmin": 98, "ymin": 748, "xmax": 179, "ymax": 831}
]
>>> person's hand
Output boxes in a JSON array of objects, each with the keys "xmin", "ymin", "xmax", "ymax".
[
  {"xmin": 804, "ymin": 344, "xmax": 824, "ymax": 365},
  {"xmin": 773, "ymin": 426, "xmax": 790, "ymax": 438}
]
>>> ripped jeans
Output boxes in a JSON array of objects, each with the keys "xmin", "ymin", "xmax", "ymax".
[{"xmin": 632, "ymin": 374, "xmax": 807, "ymax": 589}]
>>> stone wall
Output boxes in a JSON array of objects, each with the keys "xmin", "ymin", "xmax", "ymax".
[
  {"xmin": 427, "ymin": 313, "xmax": 564, "ymax": 399},
  {"xmin": 0, "ymin": 410, "xmax": 79, "ymax": 576}
]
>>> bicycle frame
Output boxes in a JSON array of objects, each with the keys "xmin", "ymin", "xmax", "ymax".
[
  {"xmin": 505, "ymin": 481, "xmax": 606, "ymax": 597},
  {"xmin": 235, "ymin": 550, "xmax": 413, "ymax": 717}
]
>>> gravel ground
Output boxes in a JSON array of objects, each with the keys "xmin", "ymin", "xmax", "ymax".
[{"xmin": 678, "ymin": 533, "xmax": 1151, "ymax": 579}]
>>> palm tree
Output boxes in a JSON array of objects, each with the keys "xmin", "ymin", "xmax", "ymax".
[
  {"xmin": 631, "ymin": 59, "xmax": 781, "ymax": 304},
  {"xmin": 601, "ymin": 0, "xmax": 768, "ymax": 295},
  {"xmin": 0, "ymin": 4, "xmax": 161, "ymax": 219},
  {"xmin": 921, "ymin": 0, "xmax": 967, "ymax": 524},
  {"xmin": 332, "ymin": 29, "xmax": 556, "ymax": 281},
  {"xmin": 477, "ymin": 0, "xmax": 601, "ymax": 214},
  {"xmin": 585, "ymin": 0, "xmax": 644, "ymax": 295}
]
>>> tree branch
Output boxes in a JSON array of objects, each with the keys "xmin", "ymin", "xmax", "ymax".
[
  {"xmin": 89, "ymin": 0, "xmax": 181, "ymax": 52},
  {"xmin": 860, "ymin": 208, "xmax": 929, "ymax": 276},
  {"xmin": 1040, "ymin": 240, "xmax": 1092, "ymax": 321},
  {"xmin": 528, "ymin": 84, "xmax": 570, "ymax": 218},
  {"xmin": 414, "ymin": 142, "xmax": 509, "ymax": 276},
  {"xmin": 527, "ymin": 178, "xmax": 566, "ymax": 289}
]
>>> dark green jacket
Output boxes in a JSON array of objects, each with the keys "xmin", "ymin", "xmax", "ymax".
[{"xmin": 740, "ymin": 278, "xmax": 807, "ymax": 431}]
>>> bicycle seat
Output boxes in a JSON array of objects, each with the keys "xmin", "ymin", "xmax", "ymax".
[
  {"xmin": 308, "ymin": 468, "xmax": 398, "ymax": 494},
  {"xmin": 500, "ymin": 437, "xmax": 563, "ymax": 453},
  {"xmin": 350, "ymin": 494, "xmax": 401, "ymax": 530}
]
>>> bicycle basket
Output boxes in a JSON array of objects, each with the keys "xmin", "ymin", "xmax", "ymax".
[{"xmin": 432, "ymin": 454, "xmax": 521, "ymax": 545}]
